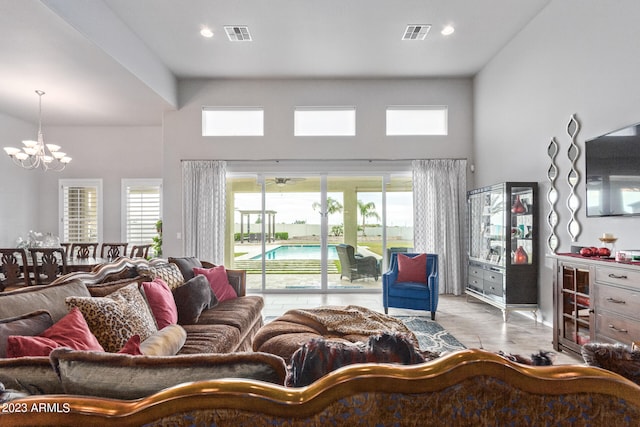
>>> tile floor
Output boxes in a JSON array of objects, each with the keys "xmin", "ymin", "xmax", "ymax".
[{"xmin": 256, "ymin": 291, "xmax": 582, "ymax": 365}]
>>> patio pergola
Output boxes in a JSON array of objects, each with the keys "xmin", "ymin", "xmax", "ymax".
[{"xmin": 238, "ymin": 210, "xmax": 277, "ymax": 243}]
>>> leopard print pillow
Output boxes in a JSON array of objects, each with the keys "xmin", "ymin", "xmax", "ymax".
[
  {"xmin": 66, "ymin": 282, "xmax": 158, "ymax": 353},
  {"xmin": 137, "ymin": 263, "xmax": 184, "ymax": 290}
]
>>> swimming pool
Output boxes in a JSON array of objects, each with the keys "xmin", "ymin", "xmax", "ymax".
[{"xmin": 251, "ymin": 244, "xmax": 338, "ymax": 260}]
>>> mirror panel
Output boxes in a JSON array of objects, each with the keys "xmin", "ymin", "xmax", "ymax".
[{"xmin": 546, "ymin": 137, "xmax": 559, "ymax": 253}]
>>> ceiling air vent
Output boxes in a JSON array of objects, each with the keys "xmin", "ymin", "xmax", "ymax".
[
  {"xmin": 402, "ymin": 24, "xmax": 431, "ymax": 40},
  {"xmin": 225, "ymin": 26, "xmax": 252, "ymax": 41}
]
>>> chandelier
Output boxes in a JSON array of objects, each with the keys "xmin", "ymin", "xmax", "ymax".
[{"xmin": 4, "ymin": 90, "xmax": 71, "ymax": 172}]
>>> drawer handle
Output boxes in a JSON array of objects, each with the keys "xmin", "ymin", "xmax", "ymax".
[
  {"xmin": 608, "ymin": 324, "xmax": 628, "ymax": 333},
  {"xmin": 608, "ymin": 273, "xmax": 628, "ymax": 280},
  {"xmin": 606, "ymin": 297, "xmax": 626, "ymax": 304}
]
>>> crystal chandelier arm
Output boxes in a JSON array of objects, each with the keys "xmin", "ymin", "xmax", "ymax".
[{"xmin": 3, "ymin": 90, "xmax": 71, "ymax": 172}]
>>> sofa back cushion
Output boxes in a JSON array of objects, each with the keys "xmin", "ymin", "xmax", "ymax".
[
  {"xmin": 172, "ymin": 275, "xmax": 213, "ymax": 324},
  {"xmin": 0, "ymin": 310, "xmax": 53, "ymax": 358},
  {"xmin": 193, "ymin": 266, "xmax": 238, "ymax": 303},
  {"xmin": 6, "ymin": 307, "xmax": 104, "ymax": 357},
  {"xmin": 140, "ymin": 278, "xmax": 178, "ymax": 329},
  {"xmin": 168, "ymin": 257, "xmax": 203, "ymax": 282},
  {"xmin": 50, "ymin": 348, "xmax": 288, "ymax": 399},
  {"xmin": 0, "ymin": 281, "xmax": 91, "ymax": 323},
  {"xmin": 66, "ymin": 282, "xmax": 158, "ymax": 352},
  {"xmin": 137, "ymin": 262, "xmax": 184, "ymax": 290}
]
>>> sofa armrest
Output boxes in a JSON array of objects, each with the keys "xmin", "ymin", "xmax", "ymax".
[{"xmin": 226, "ymin": 269, "xmax": 247, "ymax": 297}]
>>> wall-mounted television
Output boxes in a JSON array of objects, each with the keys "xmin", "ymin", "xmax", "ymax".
[{"xmin": 586, "ymin": 122, "xmax": 640, "ymax": 217}]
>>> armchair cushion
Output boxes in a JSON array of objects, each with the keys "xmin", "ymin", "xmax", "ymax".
[{"xmin": 397, "ymin": 253, "xmax": 427, "ymax": 283}]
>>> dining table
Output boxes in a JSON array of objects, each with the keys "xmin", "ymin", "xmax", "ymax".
[{"xmin": 65, "ymin": 256, "xmax": 111, "ymax": 272}]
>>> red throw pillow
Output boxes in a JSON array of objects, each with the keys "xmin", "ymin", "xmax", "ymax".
[
  {"xmin": 396, "ymin": 253, "xmax": 427, "ymax": 284},
  {"xmin": 193, "ymin": 266, "xmax": 238, "ymax": 303},
  {"xmin": 118, "ymin": 334, "xmax": 143, "ymax": 355},
  {"xmin": 141, "ymin": 278, "xmax": 178, "ymax": 329},
  {"xmin": 7, "ymin": 307, "xmax": 104, "ymax": 357}
]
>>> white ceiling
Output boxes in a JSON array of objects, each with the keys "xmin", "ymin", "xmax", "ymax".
[{"xmin": 0, "ymin": 0, "xmax": 551, "ymax": 126}]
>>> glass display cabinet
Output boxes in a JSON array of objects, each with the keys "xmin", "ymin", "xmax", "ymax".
[{"xmin": 467, "ymin": 182, "xmax": 539, "ymax": 321}]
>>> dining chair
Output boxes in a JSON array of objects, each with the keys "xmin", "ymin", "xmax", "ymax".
[
  {"xmin": 0, "ymin": 248, "xmax": 31, "ymax": 290},
  {"xmin": 29, "ymin": 248, "xmax": 68, "ymax": 285},
  {"xmin": 70, "ymin": 243, "xmax": 98, "ymax": 259},
  {"xmin": 100, "ymin": 243, "xmax": 128, "ymax": 259},
  {"xmin": 129, "ymin": 244, "xmax": 152, "ymax": 259},
  {"xmin": 60, "ymin": 242, "xmax": 72, "ymax": 256}
]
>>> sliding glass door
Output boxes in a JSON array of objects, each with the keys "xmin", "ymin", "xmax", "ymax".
[{"xmin": 228, "ymin": 172, "xmax": 413, "ymax": 292}]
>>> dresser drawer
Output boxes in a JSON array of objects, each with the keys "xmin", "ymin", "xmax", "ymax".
[
  {"xmin": 483, "ymin": 269, "xmax": 503, "ymax": 285},
  {"xmin": 595, "ymin": 265, "xmax": 640, "ymax": 289},
  {"xmin": 468, "ymin": 265, "xmax": 483, "ymax": 278},
  {"xmin": 595, "ymin": 284, "xmax": 640, "ymax": 320},
  {"xmin": 595, "ymin": 311, "xmax": 640, "ymax": 345}
]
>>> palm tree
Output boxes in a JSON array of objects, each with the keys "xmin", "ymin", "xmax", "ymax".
[
  {"xmin": 312, "ymin": 197, "xmax": 344, "ymax": 215},
  {"xmin": 357, "ymin": 200, "xmax": 380, "ymax": 236}
]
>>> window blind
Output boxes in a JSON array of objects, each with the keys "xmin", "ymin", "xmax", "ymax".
[
  {"xmin": 124, "ymin": 182, "xmax": 161, "ymax": 249},
  {"xmin": 61, "ymin": 184, "xmax": 99, "ymax": 243}
]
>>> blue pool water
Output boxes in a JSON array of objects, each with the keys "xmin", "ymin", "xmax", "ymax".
[{"xmin": 251, "ymin": 244, "xmax": 338, "ymax": 260}]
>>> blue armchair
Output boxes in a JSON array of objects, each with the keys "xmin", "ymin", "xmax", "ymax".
[{"xmin": 383, "ymin": 253, "xmax": 439, "ymax": 320}]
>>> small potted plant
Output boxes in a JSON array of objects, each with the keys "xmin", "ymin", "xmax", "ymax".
[{"xmin": 152, "ymin": 219, "xmax": 163, "ymax": 257}]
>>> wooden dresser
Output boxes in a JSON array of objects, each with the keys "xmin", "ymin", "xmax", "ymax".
[{"xmin": 551, "ymin": 254, "xmax": 640, "ymax": 356}]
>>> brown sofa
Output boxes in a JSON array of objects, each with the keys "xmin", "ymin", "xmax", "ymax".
[
  {"xmin": 2, "ymin": 349, "xmax": 640, "ymax": 426},
  {"xmin": 0, "ymin": 257, "xmax": 285, "ymax": 397}
]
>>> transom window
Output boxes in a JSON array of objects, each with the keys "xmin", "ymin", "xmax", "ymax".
[
  {"xmin": 202, "ymin": 107, "xmax": 264, "ymax": 136},
  {"xmin": 386, "ymin": 106, "xmax": 448, "ymax": 136},
  {"xmin": 294, "ymin": 107, "xmax": 356, "ymax": 136}
]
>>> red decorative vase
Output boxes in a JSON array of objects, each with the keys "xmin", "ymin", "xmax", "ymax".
[
  {"xmin": 514, "ymin": 246, "xmax": 529, "ymax": 264},
  {"xmin": 511, "ymin": 195, "xmax": 526, "ymax": 214}
]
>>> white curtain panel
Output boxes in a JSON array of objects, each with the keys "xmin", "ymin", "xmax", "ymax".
[
  {"xmin": 182, "ymin": 160, "xmax": 227, "ymax": 264},
  {"xmin": 412, "ymin": 159, "xmax": 467, "ymax": 295}
]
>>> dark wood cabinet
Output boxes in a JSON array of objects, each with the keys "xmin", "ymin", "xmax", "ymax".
[
  {"xmin": 466, "ymin": 182, "xmax": 539, "ymax": 321},
  {"xmin": 552, "ymin": 254, "xmax": 640, "ymax": 357}
]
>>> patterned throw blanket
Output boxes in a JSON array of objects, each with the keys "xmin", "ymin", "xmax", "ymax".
[
  {"xmin": 287, "ymin": 333, "xmax": 434, "ymax": 387},
  {"xmin": 287, "ymin": 305, "xmax": 417, "ymax": 343}
]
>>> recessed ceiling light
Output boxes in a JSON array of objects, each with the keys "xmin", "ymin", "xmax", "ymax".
[
  {"xmin": 200, "ymin": 27, "xmax": 214, "ymax": 38},
  {"xmin": 402, "ymin": 24, "xmax": 430, "ymax": 40},
  {"xmin": 441, "ymin": 25, "xmax": 455, "ymax": 36}
]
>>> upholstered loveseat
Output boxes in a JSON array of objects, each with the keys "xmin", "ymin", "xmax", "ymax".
[
  {"xmin": 2, "ymin": 349, "xmax": 640, "ymax": 426},
  {"xmin": 0, "ymin": 257, "xmax": 285, "ymax": 398}
]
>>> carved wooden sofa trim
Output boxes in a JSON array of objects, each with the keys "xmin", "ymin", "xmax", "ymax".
[{"xmin": 3, "ymin": 349, "xmax": 640, "ymax": 426}]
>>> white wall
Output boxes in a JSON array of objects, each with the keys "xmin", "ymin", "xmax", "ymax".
[
  {"xmin": 474, "ymin": 0, "xmax": 640, "ymax": 323},
  {"xmin": 0, "ymin": 113, "xmax": 39, "ymax": 246},
  {"xmin": 162, "ymin": 78, "xmax": 474, "ymax": 255},
  {"xmin": 35, "ymin": 126, "xmax": 163, "ymax": 242}
]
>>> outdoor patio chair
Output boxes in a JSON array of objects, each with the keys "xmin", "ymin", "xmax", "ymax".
[
  {"xmin": 336, "ymin": 244, "xmax": 379, "ymax": 282},
  {"xmin": 383, "ymin": 252, "xmax": 439, "ymax": 320}
]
